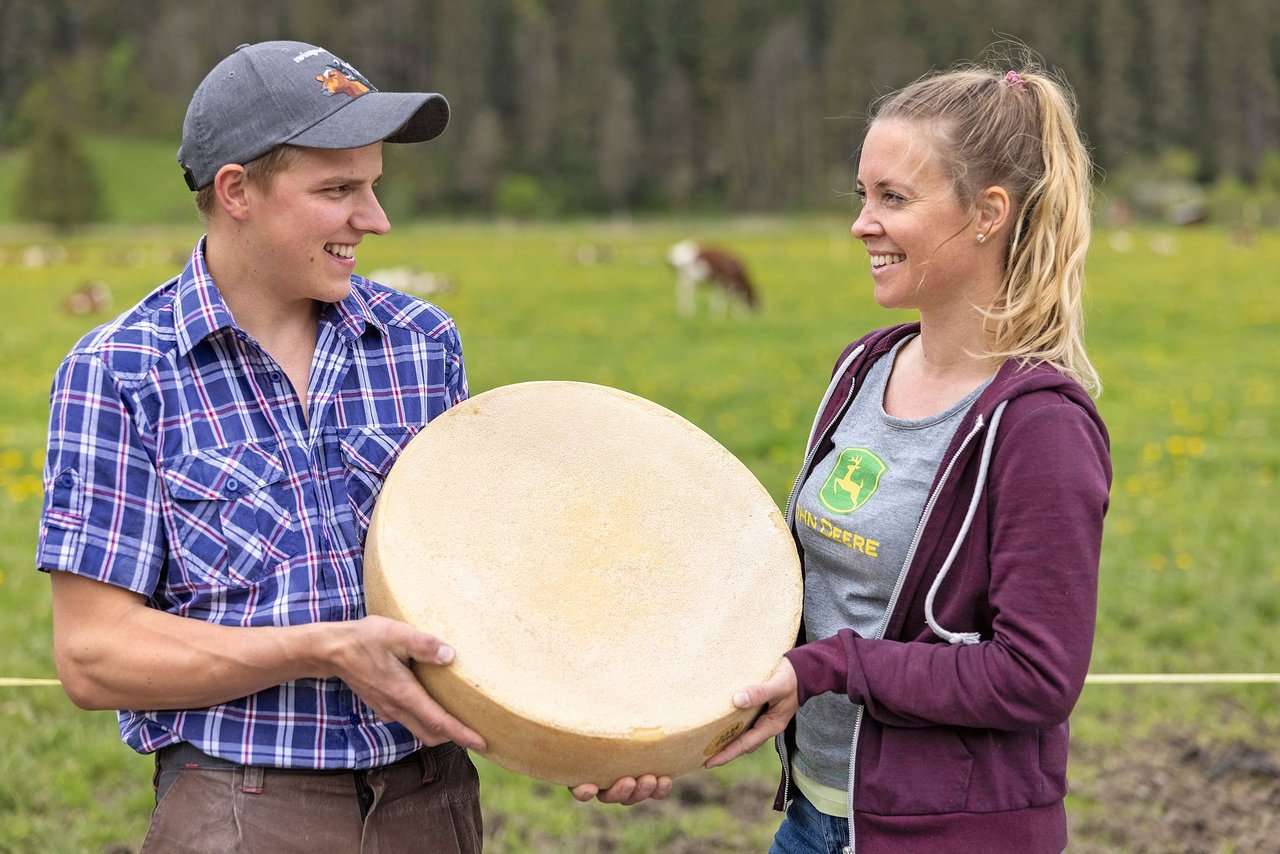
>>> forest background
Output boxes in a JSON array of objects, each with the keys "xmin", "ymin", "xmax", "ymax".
[{"xmin": 2, "ymin": 0, "xmax": 1280, "ymax": 226}]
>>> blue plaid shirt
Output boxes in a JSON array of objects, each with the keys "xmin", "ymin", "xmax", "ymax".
[{"xmin": 37, "ymin": 239, "xmax": 467, "ymax": 769}]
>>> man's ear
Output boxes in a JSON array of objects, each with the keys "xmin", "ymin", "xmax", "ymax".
[
  {"xmin": 976, "ymin": 185, "xmax": 1012, "ymax": 241},
  {"xmin": 213, "ymin": 164, "xmax": 252, "ymax": 222}
]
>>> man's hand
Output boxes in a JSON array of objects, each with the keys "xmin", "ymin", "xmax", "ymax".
[
  {"xmin": 325, "ymin": 615, "xmax": 486, "ymax": 751},
  {"xmin": 703, "ymin": 658, "xmax": 798, "ymax": 769},
  {"xmin": 569, "ymin": 774, "xmax": 673, "ymax": 805}
]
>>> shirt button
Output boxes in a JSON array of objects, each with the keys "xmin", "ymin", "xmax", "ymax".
[
  {"xmin": 269, "ymin": 371, "xmax": 282, "ymax": 383},
  {"xmin": 226, "ymin": 478, "xmax": 240, "ymax": 492},
  {"xmin": 59, "ymin": 473, "xmax": 75, "ymax": 488}
]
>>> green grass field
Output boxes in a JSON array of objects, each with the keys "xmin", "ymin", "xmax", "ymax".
[{"xmin": 1, "ymin": 218, "xmax": 1277, "ymax": 852}]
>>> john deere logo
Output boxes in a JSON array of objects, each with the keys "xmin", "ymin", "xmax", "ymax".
[{"xmin": 818, "ymin": 448, "xmax": 886, "ymax": 514}]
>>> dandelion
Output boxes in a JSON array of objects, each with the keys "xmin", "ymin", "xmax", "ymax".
[
  {"xmin": 1175, "ymin": 552, "xmax": 1192, "ymax": 571},
  {"xmin": 1140, "ymin": 442, "xmax": 1161, "ymax": 465},
  {"xmin": 1148, "ymin": 554, "xmax": 1168, "ymax": 572},
  {"xmin": 1244, "ymin": 381, "xmax": 1273, "ymax": 407}
]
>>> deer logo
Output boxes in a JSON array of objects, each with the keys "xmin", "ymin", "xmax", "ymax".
[{"xmin": 818, "ymin": 448, "xmax": 887, "ymax": 514}]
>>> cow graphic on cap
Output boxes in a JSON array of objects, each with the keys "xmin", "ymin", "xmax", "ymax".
[{"xmin": 315, "ymin": 61, "xmax": 370, "ymax": 98}]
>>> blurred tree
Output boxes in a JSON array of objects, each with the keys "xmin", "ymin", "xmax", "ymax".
[
  {"xmin": 555, "ymin": 0, "xmax": 620, "ymax": 208},
  {"xmin": 511, "ymin": 0, "xmax": 559, "ymax": 172},
  {"xmin": 0, "ymin": 0, "xmax": 59, "ymax": 144},
  {"xmin": 433, "ymin": 1, "xmax": 500, "ymax": 204},
  {"xmin": 455, "ymin": 106, "xmax": 506, "ymax": 208},
  {"xmin": 649, "ymin": 66, "xmax": 698, "ymax": 209},
  {"xmin": 597, "ymin": 70, "xmax": 641, "ymax": 208},
  {"xmin": 641, "ymin": 0, "xmax": 701, "ymax": 207},
  {"xmin": 1202, "ymin": 0, "xmax": 1280, "ymax": 181},
  {"xmin": 16, "ymin": 113, "xmax": 103, "ymax": 231},
  {"xmin": 729, "ymin": 18, "xmax": 817, "ymax": 209},
  {"xmin": 1143, "ymin": 0, "xmax": 1197, "ymax": 152},
  {"xmin": 1090, "ymin": 0, "xmax": 1142, "ymax": 170}
]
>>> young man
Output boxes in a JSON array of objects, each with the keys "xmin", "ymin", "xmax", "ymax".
[{"xmin": 36, "ymin": 41, "xmax": 485, "ymax": 851}]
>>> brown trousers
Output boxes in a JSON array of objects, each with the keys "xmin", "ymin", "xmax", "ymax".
[{"xmin": 140, "ymin": 742, "xmax": 482, "ymax": 853}]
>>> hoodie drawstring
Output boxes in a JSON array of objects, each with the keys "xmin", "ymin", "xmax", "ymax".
[{"xmin": 925, "ymin": 400, "xmax": 1009, "ymax": 645}]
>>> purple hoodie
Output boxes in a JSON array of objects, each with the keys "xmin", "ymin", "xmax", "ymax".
[{"xmin": 775, "ymin": 323, "xmax": 1111, "ymax": 853}]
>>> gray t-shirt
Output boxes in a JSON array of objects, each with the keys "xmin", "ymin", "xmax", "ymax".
[{"xmin": 792, "ymin": 336, "xmax": 989, "ymax": 792}]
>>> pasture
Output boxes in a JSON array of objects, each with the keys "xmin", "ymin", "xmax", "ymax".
[{"xmin": 0, "ymin": 218, "xmax": 1277, "ymax": 852}]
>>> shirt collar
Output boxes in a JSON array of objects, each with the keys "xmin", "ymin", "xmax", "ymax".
[
  {"xmin": 173, "ymin": 238, "xmax": 385, "ymax": 355},
  {"xmin": 326, "ymin": 278, "xmax": 385, "ymax": 342},
  {"xmin": 173, "ymin": 237, "xmax": 238, "ymax": 357}
]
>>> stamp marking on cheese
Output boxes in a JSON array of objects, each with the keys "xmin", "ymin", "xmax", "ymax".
[{"xmin": 703, "ymin": 721, "xmax": 745, "ymax": 756}]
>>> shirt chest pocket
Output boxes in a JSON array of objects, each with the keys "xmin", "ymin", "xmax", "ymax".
[
  {"xmin": 338, "ymin": 426, "xmax": 417, "ymax": 545},
  {"xmin": 160, "ymin": 443, "xmax": 304, "ymax": 589}
]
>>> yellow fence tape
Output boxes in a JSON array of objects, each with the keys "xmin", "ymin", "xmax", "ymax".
[{"xmin": 1085, "ymin": 673, "xmax": 1280, "ymax": 685}]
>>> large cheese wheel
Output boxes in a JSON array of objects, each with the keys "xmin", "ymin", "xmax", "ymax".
[{"xmin": 364, "ymin": 381, "xmax": 802, "ymax": 786}]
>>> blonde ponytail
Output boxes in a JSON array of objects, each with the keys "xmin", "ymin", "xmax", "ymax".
[{"xmin": 871, "ymin": 61, "xmax": 1102, "ymax": 396}]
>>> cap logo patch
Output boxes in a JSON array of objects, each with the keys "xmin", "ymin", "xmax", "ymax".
[{"xmin": 315, "ymin": 62, "xmax": 370, "ymax": 99}]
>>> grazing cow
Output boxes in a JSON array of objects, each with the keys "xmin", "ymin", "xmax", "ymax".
[
  {"xmin": 666, "ymin": 240, "xmax": 760, "ymax": 318},
  {"xmin": 62, "ymin": 280, "xmax": 112, "ymax": 316}
]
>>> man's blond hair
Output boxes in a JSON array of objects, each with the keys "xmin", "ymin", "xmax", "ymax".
[{"xmin": 194, "ymin": 145, "xmax": 303, "ymax": 223}]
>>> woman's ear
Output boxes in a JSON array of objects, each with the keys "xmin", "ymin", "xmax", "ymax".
[
  {"xmin": 976, "ymin": 185, "xmax": 1012, "ymax": 241},
  {"xmin": 212, "ymin": 164, "xmax": 251, "ymax": 222}
]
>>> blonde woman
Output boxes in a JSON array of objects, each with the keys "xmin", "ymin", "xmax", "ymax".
[{"xmin": 706, "ymin": 62, "xmax": 1111, "ymax": 853}]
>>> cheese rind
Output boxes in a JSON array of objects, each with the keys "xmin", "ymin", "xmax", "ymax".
[{"xmin": 364, "ymin": 381, "xmax": 803, "ymax": 786}]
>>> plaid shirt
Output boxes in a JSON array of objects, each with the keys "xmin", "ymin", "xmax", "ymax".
[{"xmin": 37, "ymin": 239, "xmax": 467, "ymax": 769}]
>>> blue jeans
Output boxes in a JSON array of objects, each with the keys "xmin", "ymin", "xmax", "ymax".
[{"xmin": 770, "ymin": 790, "xmax": 850, "ymax": 854}]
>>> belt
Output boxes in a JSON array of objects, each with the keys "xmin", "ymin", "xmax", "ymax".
[{"xmin": 155, "ymin": 740, "xmax": 458, "ymax": 773}]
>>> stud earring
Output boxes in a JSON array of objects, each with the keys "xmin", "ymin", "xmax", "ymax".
[{"xmin": 976, "ymin": 233, "xmax": 986, "ymax": 243}]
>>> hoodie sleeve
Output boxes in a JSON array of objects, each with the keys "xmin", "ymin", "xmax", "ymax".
[{"xmin": 786, "ymin": 395, "xmax": 1111, "ymax": 730}]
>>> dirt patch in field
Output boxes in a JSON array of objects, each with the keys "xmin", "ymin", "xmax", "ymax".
[
  {"xmin": 1068, "ymin": 728, "xmax": 1280, "ymax": 853},
  {"xmin": 526, "ymin": 727, "xmax": 1280, "ymax": 852}
]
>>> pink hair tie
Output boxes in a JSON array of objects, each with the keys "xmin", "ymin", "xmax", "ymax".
[{"xmin": 1004, "ymin": 70, "xmax": 1027, "ymax": 91}]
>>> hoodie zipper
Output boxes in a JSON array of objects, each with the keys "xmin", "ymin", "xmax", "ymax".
[
  {"xmin": 777, "ymin": 347, "xmax": 866, "ymax": 810},
  {"xmin": 840, "ymin": 413, "xmax": 987, "ymax": 854}
]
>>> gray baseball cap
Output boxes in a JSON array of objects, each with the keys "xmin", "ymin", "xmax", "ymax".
[{"xmin": 178, "ymin": 41, "xmax": 449, "ymax": 191}]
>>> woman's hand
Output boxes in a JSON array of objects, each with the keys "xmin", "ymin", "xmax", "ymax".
[
  {"xmin": 569, "ymin": 774, "xmax": 673, "ymax": 805},
  {"xmin": 703, "ymin": 658, "xmax": 799, "ymax": 769}
]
